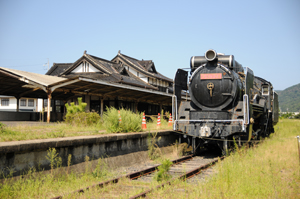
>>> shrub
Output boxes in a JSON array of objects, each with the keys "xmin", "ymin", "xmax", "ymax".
[
  {"xmin": 65, "ymin": 97, "xmax": 101, "ymax": 126},
  {"xmin": 147, "ymin": 132, "xmax": 162, "ymax": 160},
  {"xmin": 294, "ymin": 113, "xmax": 300, "ymax": 119},
  {"xmin": 153, "ymin": 159, "xmax": 173, "ymax": 182},
  {"xmin": 102, "ymin": 107, "xmax": 142, "ymax": 133},
  {"xmin": 279, "ymin": 112, "xmax": 295, "ymax": 119},
  {"xmin": 65, "ymin": 111, "xmax": 101, "ymax": 126},
  {"xmin": 0, "ymin": 122, "xmax": 5, "ymax": 133},
  {"xmin": 46, "ymin": 148, "xmax": 62, "ymax": 176},
  {"xmin": 65, "ymin": 97, "xmax": 87, "ymax": 114}
]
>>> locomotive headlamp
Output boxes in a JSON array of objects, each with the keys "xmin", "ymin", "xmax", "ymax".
[{"xmin": 205, "ymin": 49, "xmax": 217, "ymax": 61}]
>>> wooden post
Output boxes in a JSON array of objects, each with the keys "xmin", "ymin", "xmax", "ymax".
[
  {"xmin": 47, "ymin": 91, "xmax": 52, "ymax": 123},
  {"xmin": 100, "ymin": 98, "xmax": 104, "ymax": 116},
  {"xmin": 135, "ymin": 102, "xmax": 138, "ymax": 113},
  {"xmin": 16, "ymin": 97, "xmax": 20, "ymax": 112},
  {"xmin": 53, "ymin": 99, "xmax": 56, "ymax": 113}
]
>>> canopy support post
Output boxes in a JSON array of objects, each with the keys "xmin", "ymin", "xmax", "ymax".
[
  {"xmin": 47, "ymin": 90, "xmax": 52, "ymax": 123},
  {"xmin": 100, "ymin": 98, "xmax": 104, "ymax": 117}
]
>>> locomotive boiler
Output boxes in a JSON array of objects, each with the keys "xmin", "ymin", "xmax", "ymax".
[{"xmin": 173, "ymin": 49, "xmax": 279, "ymax": 154}]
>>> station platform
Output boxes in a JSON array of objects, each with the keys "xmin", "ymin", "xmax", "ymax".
[{"xmin": 0, "ymin": 130, "xmax": 179, "ymax": 178}]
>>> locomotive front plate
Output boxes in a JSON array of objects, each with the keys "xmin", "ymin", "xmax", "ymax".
[{"xmin": 200, "ymin": 73, "xmax": 222, "ymax": 80}]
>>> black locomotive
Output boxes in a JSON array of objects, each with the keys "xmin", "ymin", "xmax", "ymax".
[{"xmin": 173, "ymin": 49, "xmax": 279, "ymax": 154}]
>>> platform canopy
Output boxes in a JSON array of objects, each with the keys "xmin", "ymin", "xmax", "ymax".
[{"xmin": 0, "ymin": 67, "xmax": 174, "ymax": 122}]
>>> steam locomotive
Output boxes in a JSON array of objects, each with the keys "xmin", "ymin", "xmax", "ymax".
[{"xmin": 173, "ymin": 49, "xmax": 279, "ymax": 154}]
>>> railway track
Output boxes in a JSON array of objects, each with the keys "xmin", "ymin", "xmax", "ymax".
[{"xmin": 51, "ymin": 154, "xmax": 222, "ymax": 198}]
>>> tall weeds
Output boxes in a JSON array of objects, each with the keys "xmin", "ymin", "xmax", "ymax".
[
  {"xmin": 147, "ymin": 132, "xmax": 162, "ymax": 160},
  {"xmin": 0, "ymin": 150, "xmax": 114, "ymax": 198},
  {"xmin": 46, "ymin": 148, "xmax": 62, "ymax": 176},
  {"xmin": 194, "ymin": 119, "xmax": 300, "ymax": 198},
  {"xmin": 153, "ymin": 159, "xmax": 173, "ymax": 182},
  {"xmin": 147, "ymin": 119, "xmax": 300, "ymax": 198},
  {"xmin": 102, "ymin": 107, "xmax": 142, "ymax": 133}
]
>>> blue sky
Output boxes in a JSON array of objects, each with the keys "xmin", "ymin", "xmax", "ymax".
[{"xmin": 0, "ymin": 0, "xmax": 299, "ymax": 90}]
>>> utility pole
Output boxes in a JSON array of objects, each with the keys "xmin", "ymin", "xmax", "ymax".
[{"xmin": 43, "ymin": 58, "xmax": 49, "ymax": 71}]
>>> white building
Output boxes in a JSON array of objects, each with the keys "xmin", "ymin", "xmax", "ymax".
[{"xmin": 0, "ymin": 95, "xmax": 42, "ymax": 112}]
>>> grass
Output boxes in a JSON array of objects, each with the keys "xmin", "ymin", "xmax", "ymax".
[
  {"xmin": 1, "ymin": 119, "xmax": 298, "ymax": 198},
  {"xmin": 0, "ymin": 122, "xmax": 105, "ymax": 142},
  {"xmin": 147, "ymin": 119, "xmax": 300, "ymax": 198},
  {"xmin": 0, "ymin": 109, "xmax": 172, "ymax": 142},
  {"xmin": 102, "ymin": 107, "xmax": 143, "ymax": 133},
  {"xmin": 0, "ymin": 145, "xmax": 176, "ymax": 198},
  {"xmin": 0, "ymin": 150, "xmax": 116, "ymax": 199}
]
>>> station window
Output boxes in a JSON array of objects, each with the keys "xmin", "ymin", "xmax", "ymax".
[
  {"xmin": 262, "ymin": 85, "xmax": 269, "ymax": 95},
  {"xmin": 1, "ymin": 98, "xmax": 9, "ymax": 106},
  {"xmin": 55, "ymin": 100, "xmax": 61, "ymax": 105},
  {"xmin": 56, "ymin": 106, "xmax": 61, "ymax": 112},
  {"xmin": 28, "ymin": 99, "xmax": 34, "ymax": 107},
  {"xmin": 20, "ymin": 99, "xmax": 27, "ymax": 106},
  {"xmin": 44, "ymin": 99, "xmax": 48, "ymax": 108}
]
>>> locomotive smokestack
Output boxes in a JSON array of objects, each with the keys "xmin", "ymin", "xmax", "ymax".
[
  {"xmin": 191, "ymin": 49, "xmax": 243, "ymax": 72},
  {"xmin": 190, "ymin": 49, "xmax": 217, "ymax": 70},
  {"xmin": 205, "ymin": 49, "xmax": 217, "ymax": 61}
]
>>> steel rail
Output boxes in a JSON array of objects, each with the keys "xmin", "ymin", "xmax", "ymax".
[
  {"xmin": 129, "ymin": 156, "xmax": 224, "ymax": 199},
  {"xmin": 50, "ymin": 155, "xmax": 194, "ymax": 199}
]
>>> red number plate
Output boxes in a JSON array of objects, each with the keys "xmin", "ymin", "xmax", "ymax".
[{"xmin": 200, "ymin": 73, "xmax": 222, "ymax": 80}]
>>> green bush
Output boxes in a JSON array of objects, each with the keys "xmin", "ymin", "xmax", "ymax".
[
  {"xmin": 102, "ymin": 107, "xmax": 142, "ymax": 133},
  {"xmin": 279, "ymin": 112, "xmax": 295, "ymax": 119},
  {"xmin": 65, "ymin": 97, "xmax": 87, "ymax": 114},
  {"xmin": 154, "ymin": 159, "xmax": 173, "ymax": 182},
  {"xmin": 65, "ymin": 97, "xmax": 101, "ymax": 126},
  {"xmin": 65, "ymin": 112, "xmax": 101, "ymax": 126}
]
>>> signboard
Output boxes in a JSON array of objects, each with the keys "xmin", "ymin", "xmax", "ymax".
[{"xmin": 200, "ymin": 73, "xmax": 222, "ymax": 80}]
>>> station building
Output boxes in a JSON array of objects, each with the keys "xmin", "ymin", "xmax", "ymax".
[{"xmin": 0, "ymin": 51, "xmax": 177, "ymax": 122}]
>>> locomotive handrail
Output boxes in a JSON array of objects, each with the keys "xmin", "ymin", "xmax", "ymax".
[
  {"xmin": 243, "ymin": 94, "xmax": 249, "ymax": 126},
  {"xmin": 172, "ymin": 95, "xmax": 178, "ymax": 131}
]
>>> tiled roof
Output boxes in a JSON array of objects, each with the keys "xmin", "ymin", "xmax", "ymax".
[
  {"xmin": 63, "ymin": 72, "xmax": 158, "ymax": 90},
  {"xmin": 60, "ymin": 53, "xmax": 119, "ymax": 76},
  {"xmin": 45, "ymin": 51, "xmax": 172, "ymax": 92},
  {"xmin": 85, "ymin": 54, "xmax": 119, "ymax": 74},
  {"xmin": 113, "ymin": 53, "xmax": 173, "ymax": 82},
  {"xmin": 46, "ymin": 63, "xmax": 72, "ymax": 76}
]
